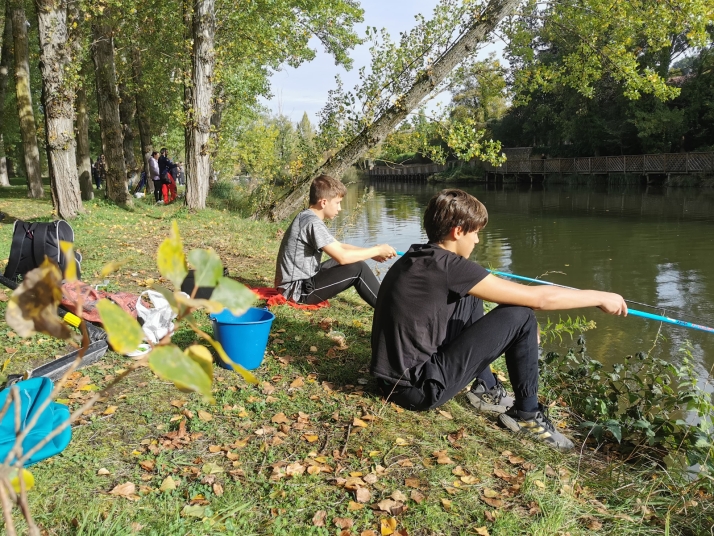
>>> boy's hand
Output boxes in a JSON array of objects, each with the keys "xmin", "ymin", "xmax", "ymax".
[
  {"xmin": 597, "ymin": 292, "xmax": 628, "ymax": 316},
  {"xmin": 372, "ymin": 244, "xmax": 397, "ymax": 262}
]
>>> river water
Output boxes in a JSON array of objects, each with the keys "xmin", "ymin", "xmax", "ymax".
[{"xmin": 332, "ymin": 179, "xmax": 714, "ymax": 377}]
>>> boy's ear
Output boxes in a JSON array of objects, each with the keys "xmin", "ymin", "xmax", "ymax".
[{"xmin": 450, "ymin": 226, "xmax": 464, "ymax": 239}]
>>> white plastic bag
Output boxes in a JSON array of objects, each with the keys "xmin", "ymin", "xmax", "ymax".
[{"xmin": 136, "ymin": 290, "xmax": 177, "ymax": 344}]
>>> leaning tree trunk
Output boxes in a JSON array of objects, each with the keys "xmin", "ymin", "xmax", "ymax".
[
  {"xmin": 0, "ymin": 7, "xmax": 13, "ymax": 187},
  {"xmin": 132, "ymin": 47, "xmax": 153, "ymax": 194},
  {"xmin": 75, "ymin": 63, "xmax": 93, "ymax": 200},
  {"xmin": 119, "ymin": 82, "xmax": 138, "ymax": 186},
  {"xmin": 267, "ymin": 0, "xmax": 520, "ymax": 221},
  {"xmin": 91, "ymin": 18, "xmax": 130, "ymax": 206},
  {"xmin": 184, "ymin": 0, "xmax": 215, "ymax": 210},
  {"xmin": 10, "ymin": 0, "xmax": 43, "ymax": 198}
]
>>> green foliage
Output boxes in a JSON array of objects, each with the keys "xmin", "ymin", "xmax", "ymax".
[{"xmin": 541, "ymin": 338, "xmax": 714, "ymax": 488}]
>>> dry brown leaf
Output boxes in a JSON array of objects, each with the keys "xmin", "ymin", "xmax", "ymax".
[
  {"xmin": 481, "ymin": 496, "xmax": 504, "ymax": 508},
  {"xmin": 348, "ymin": 501, "xmax": 365, "ymax": 511},
  {"xmin": 452, "ymin": 465, "xmax": 466, "ymax": 476},
  {"xmin": 377, "ymin": 498, "xmax": 398, "ymax": 513},
  {"xmin": 355, "ymin": 486, "xmax": 371, "ymax": 503},
  {"xmin": 438, "ymin": 410, "xmax": 453, "ymax": 420},
  {"xmin": 391, "ymin": 490, "xmax": 408, "ymax": 502},
  {"xmin": 441, "ymin": 498, "xmax": 452, "ymax": 510},
  {"xmin": 170, "ymin": 399, "xmax": 186, "ymax": 408},
  {"xmin": 508, "ymin": 455, "xmax": 525, "ymax": 465},
  {"xmin": 159, "ymin": 476, "xmax": 177, "ymax": 492},
  {"xmin": 208, "ymin": 445, "xmax": 222, "ymax": 453},
  {"xmin": 312, "ymin": 510, "xmax": 327, "ymax": 527},
  {"xmin": 213, "ymin": 483, "xmax": 224, "ymax": 497},
  {"xmin": 139, "ymin": 460, "xmax": 155, "ymax": 472},
  {"xmin": 198, "ymin": 410, "xmax": 213, "ymax": 422},
  {"xmin": 307, "ymin": 465, "xmax": 321, "ymax": 475},
  {"xmin": 533, "ymin": 480, "xmax": 546, "ymax": 489},
  {"xmin": 103, "ymin": 406, "xmax": 118, "ymax": 415},
  {"xmin": 410, "ymin": 490, "xmax": 425, "ymax": 504},
  {"xmin": 474, "ymin": 527, "xmax": 490, "ymax": 536},
  {"xmin": 460, "ymin": 475, "xmax": 479, "ymax": 485},
  {"xmin": 303, "ymin": 434, "xmax": 319, "ymax": 443},
  {"xmin": 285, "ymin": 463, "xmax": 306, "ymax": 477},
  {"xmin": 261, "ymin": 381, "xmax": 276, "ymax": 394},
  {"xmin": 361, "ymin": 531, "xmax": 378, "ymax": 536},
  {"xmin": 290, "ymin": 377, "xmax": 305, "ymax": 388},
  {"xmin": 352, "ymin": 418, "xmax": 368, "ymax": 428},
  {"xmin": 333, "ymin": 517, "xmax": 354, "ymax": 529},
  {"xmin": 109, "ymin": 482, "xmax": 136, "ymax": 497},
  {"xmin": 97, "ymin": 468, "xmax": 111, "ymax": 476},
  {"xmin": 405, "ymin": 478, "xmax": 421, "ymax": 488},
  {"xmin": 493, "ymin": 468, "xmax": 512, "ymax": 481},
  {"xmin": 271, "ymin": 412, "xmax": 291, "ymax": 424}
]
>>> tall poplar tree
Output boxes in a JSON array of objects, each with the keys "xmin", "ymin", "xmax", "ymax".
[
  {"xmin": 10, "ymin": 0, "xmax": 43, "ymax": 198},
  {"xmin": 92, "ymin": 15, "xmax": 130, "ymax": 206},
  {"xmin": 37, "ymin": 0, "xmax": 83, "ymax": 218},
  {"xmin": 0, "ymin": 7, "xmax": 13, "ymax": 187}
]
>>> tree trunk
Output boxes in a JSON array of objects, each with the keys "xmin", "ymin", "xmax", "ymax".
[
  {"xmin": 10, "ymin": 0, "xmax": 43, "ymax": 198},
  {"xmin": 267, "ymin": 0, "xmax": 520, "ymax": 221},
  {"xmin": 92, "ymin": 18, "xmax": 130, "ymax": 206},
  {"xmin": 208, "ymin": 82, "xmax": 224, "ymax": 185},
  {"xmin": 75, "ymin": 63, "xmax": 93, "ymax": 200},
  {"xmin": 38, "ymin": 0, "xmax": 83, "ymax": 218},
  {"xmin": 0, "ymin": 6, "xmax": 13, "ymax": 187},
  {"xmin": 184, "ymin": 0, "xmax": 215, "ymax": 210},
  {"xmin": 132, "ymin": 47, "xmax": 153, "ymax": 194},
  {"xmin": 119, "ymin": 82, "xmax": 138, "ymax": 186}
]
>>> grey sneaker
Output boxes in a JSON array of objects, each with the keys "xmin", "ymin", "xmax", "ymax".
[
  {"xmin": 498, "ymin": 404, "xmax": 574, "ymax": 450},
  {"xmin": 466, "ymin": 379, "xmax": 514, "ymax": 414}
]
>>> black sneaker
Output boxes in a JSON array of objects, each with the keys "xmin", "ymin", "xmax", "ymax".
[
  {"xmin": 466, "ymin": 379, "xmax": 514, "ymax": 414},
  {"xmin": 498, "ymin": 404, "xmax": 574, "ymax": 450}
]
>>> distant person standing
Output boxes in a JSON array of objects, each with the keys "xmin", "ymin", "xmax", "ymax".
[
  {"xmin": 95, "ymin": 155, "xmax": 106, "ymax": 190},
  {"xmin": 149, "ymin": 151, "xmax": 161, "ymax": 202}
]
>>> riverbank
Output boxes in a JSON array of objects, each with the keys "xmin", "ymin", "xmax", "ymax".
[{"xmin": 0, "ymin": 183, "xmax": 711, "ymax": 534}]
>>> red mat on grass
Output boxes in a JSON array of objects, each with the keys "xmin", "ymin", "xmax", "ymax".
[{"xmin": 250, "ymin": 287, "xmax": 329, "ymax": 310}]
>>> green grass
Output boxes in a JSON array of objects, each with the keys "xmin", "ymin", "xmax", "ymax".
[{"xmin": 0, "ymin": 178, "xmax": 710, "ymax": 535}]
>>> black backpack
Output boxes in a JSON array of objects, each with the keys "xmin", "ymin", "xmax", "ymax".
[{"xmin": 4, "ymin": 220, "xmax": 82, "ymax": 281}]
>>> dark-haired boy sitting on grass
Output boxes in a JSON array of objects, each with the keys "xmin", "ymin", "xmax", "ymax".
[
  {"xmin": 370, "ymin": 189, "xmax": 627, "ymax": 449},
  {"xmin": 275, "ymin": 175, "xmax": 396, "ymax": 307}
]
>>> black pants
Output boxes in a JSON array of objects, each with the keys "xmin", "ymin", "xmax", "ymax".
[
  {"xmin": 153, "ymin": 179, "xmax": 165, "ymax": 202},
  {"xmin": 300, "ymin": 259, "xmax": 381, "ymax": 308},
  {"xmin": 382, "ymin": 296, "xmax": 539, "ymax": 412}
]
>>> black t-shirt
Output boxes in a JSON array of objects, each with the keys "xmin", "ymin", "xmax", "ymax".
[{"xmin": 370, "ymin": 243, "xmax": 489, "ymax": 385}]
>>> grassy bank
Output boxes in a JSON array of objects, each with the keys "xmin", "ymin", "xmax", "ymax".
[{"xmin": 0, "ymin": 181, "xmax": 710, "ymax": 535}]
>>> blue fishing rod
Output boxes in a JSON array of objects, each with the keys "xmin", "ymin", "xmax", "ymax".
[{"xmin": 393, "ymin": 252, "xmax": 714, "ymax": 334}]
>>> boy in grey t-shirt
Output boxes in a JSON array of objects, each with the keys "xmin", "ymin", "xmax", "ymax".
[{"xmin": 274, "ymin": 175, "xmax": 396, "ymax": 307}]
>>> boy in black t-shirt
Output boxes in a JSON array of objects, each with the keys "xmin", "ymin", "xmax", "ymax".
[{"xmin": 371, "ymin": 189, "xmax": 628, "ymax": 450}]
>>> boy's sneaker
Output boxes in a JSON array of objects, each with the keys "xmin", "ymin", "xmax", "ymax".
[
  {"xmin": 498, "ymin": 404, "xmax": 574, "ymax": 450},
  {"xmin": 466, "ymin": 379, "xmax": 514, "ymax": 414}
]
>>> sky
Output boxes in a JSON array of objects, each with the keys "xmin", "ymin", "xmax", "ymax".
[{"xmin": 262, "ymin": 0, "xmax": 504, "ymax": 124}]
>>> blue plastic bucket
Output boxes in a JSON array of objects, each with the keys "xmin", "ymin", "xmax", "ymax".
[{"xmin": 210, "ymin": 307, "xmax": 275, "ymax": 371}]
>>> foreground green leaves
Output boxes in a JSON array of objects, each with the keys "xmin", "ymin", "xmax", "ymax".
[
  {"xmin": 97, "ymin": 299, "xmax": 144, "ymax": 354},
  {"xmin": 149, "ymin": 346, "xmax": 214, "ymax": 402}
]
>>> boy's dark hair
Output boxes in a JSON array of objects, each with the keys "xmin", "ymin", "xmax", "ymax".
[
  {"xmin": 423, "ymin": 189, "xmax": 488, "ymax": 243},
  {"xmin": 160, "ymin": 147, "xmax": 168, "ymax": 154},
  {"xmin": 309, "ymin": 175, "xmax": 347, "ymax": 205},
  {"xmin": 151, "ymin": 151, "xmax": 159, "ymax": 157}
]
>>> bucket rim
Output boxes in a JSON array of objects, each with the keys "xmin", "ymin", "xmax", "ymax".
[{"xmin": 210, "ymin": 306, "xmax": 275, "ymax": 324}]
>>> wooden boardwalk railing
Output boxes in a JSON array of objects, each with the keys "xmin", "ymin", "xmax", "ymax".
[
  {"xmin": 484, "ymin": 152, "xmax": 714, "ymax": 175},
  {"xmin": 367, "ymin": 152, "xmax": 714, "ymax": 180}
]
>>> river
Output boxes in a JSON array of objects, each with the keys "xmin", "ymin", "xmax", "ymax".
[{"xmin": 332, "ymin": 179, "xmax": 714, "ymax": 378}]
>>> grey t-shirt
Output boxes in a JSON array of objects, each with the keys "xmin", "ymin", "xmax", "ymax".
[{"xmin": 274, "ymin": 210, "xmax": 336, "ymax": 301}]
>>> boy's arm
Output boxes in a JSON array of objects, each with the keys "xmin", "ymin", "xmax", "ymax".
[
  {"xmin": 468, "ymin": 274, "xmax": 627, "ymax": 315},
  {"xmin": 322, "ymin": 241, "xmax": 396, "ymax": 265}
]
